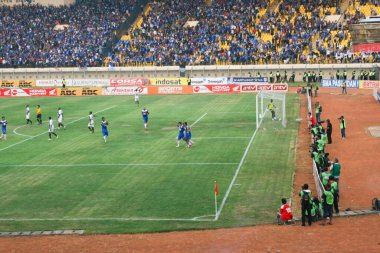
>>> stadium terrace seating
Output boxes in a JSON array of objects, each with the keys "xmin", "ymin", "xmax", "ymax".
[{"xmin": 0, "ymin": 0, "xmax": 137, "ymax": 67}]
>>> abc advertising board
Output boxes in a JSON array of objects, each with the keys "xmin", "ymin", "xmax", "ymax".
[
  {"xmin": 103, "ymin": 86, "xmax": 148, "ymax": 95},
  {"xmin": 193, "ymin": 85, "xmax": 240, "ymax": 94},
  {"xmin": 57, "ymin": 88, "xmax": 102, "ymax": 96},
  {"xmin": 1, "ymin": 80, "xmax": 36, "ymax": 88},
  {"xmin": 231, "ymin": 77, "xmax": 268, "ymax": 84},
  {"xmin": 190, "ymin": 77, "xmax": 228, "ymax": 85},
  {"xmin": 150, "ymin": 78, "xmax": 187, "ymax": 86},
  {"xmin": 0, "ymin": 88, "xmax": 56, "ymax": 97},
  {"xmin": 359, "ymin": 80, "xmax": 380, "ymax": 89},
  {"xmin": 37, "ymin": 79, "xmax": 109, "ymax": 87},
  {"xmin": 148, "ymin": 86, "xmax": 192, "ymax": 95},
  {"xmin": 321, "ymin": 79, "xmax": 359, "ymax": 89},
  {"xmin": 110, "ymin": 78, "xmax": 150, "ymax": 86}
]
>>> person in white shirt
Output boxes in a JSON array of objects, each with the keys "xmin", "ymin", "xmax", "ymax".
[
  {"xmin": 57, "ymin": 108, "xmax": 65, "ymax": 129},
  {"xmin": 134, "ymin": 89, "xmax": 140, "ymax": 106},
  {"xmin": 88, "ymin": 111, "xmax": 95, "ymax": 133},
  {"xmin": 48, "ymin": 116, "xmax": 58, "ymax": 140},
  {"xmin": 26, "ymin": 105, "xmax": 32, "ymax": 125}
]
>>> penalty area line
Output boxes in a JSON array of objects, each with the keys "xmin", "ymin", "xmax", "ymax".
[
  {"xmin": 190, "ymin": 113, "xmax": 207, "ymax": 127},
  {"xmin": 0, "ymin": 217, "xmax": 215, "ymax": 222},
  {"xmin": 215, "ymin": 110, "xmax": 267, "ymax": 220},
  {"xmin": 0, "ymin": 162, "xmax": 239, "ymax": 168},
  {"xmin": 0, "ymin": 106, "xmax": 117, "ymax": 153}
]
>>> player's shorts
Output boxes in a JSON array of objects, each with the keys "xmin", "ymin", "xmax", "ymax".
[
  {"xmin": 48, "ymin": 127, "xmax": 54, "ymax": 133},
  {"xmin": 178, "ymin": 133, "xmax": 184, "ymax": 140},
  {"xmin": 2, "ymin": 128, "xmax": 6, "ymax": 134},
  {"xmin": 102, "ymin": 130, "xmax": 108, "ymax": 137},
  {"xmin": 37, "ymin": 114, "xmax": 42, "ymax": 119},
  {"xmin": 186, "ymin": 133, "xmax": 191, "ymax": 140},
  {"xmin": 88, "ymin": 121, "xmax": 94, "ymax": 128},
  {"xmin": 134, "ymin": 97, "xmax": 139, "ymax": 102},
  {"xmin": 58, "ymin": 118, "xmax": 63, "ymax": 123},
  {"xmin": 143, "ymin": 116, "xmax": 148, "ymax": 123},
  {"xmin": 26, "ymin": 114, "xmax": 30, "ymax": 120}
]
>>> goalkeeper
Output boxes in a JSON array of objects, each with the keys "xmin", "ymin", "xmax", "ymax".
[{"xmin": 268, "ymin": 99, "xmax": 277, "ymax": 120}]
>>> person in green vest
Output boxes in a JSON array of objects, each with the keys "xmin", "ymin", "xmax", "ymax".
[
  {"xmin": 342, "ymin": 81, "xmax": 347, "ymax": 94},
  {"xmin": 314, "ymin": 83, "xmax": 319, "ymax": 97},
  {"xmin": 329, "ymin": 157, "xmax": 341, "ymax": 185},
  {"xmin": 364, "ymin": 70, "xmax": 369, "ymax": 80},
  {"xmin": 339, "ymin": 115, "xmax": 346, "ymax": 139},
  {"xmin": 315, "ymin": 101, "xmax": 321, "ymax": 122},
  {"xmin": 299, "ymin": 184, "xmax": 312, "ymax": 226},
  {"xmin": 303, "ymin": 72, "xmax": 307, "ymax": 82},
  {"xmin": 336, "ymin": 70, "xmax": 340, "ymax": 80},
  {"xmin": 320, "ymin": 167, "xmax": 330, "ymax": 187},
  {"xmin": 257, "ymin": 72, "xmax": 262, "ymax": 78},
  {"xmin": 351, "ymin": 70, "xmax": 356, "ymax": 80},
  {"xmin": 312, "ymin": 71, "xmax": 316, "ymax": 82},
  {"xmin": 343, "ymin": 70, "xmax": 347, "ymax": 80},
  {"xmin": 307, "ymin": 71, "xmax": 312, "ymax": 83},
  {"xmin": 329, "ymin": 176, "xmax": 339, "ymax": 214},
  {"xmin": 318, "ymin": 70, "xmax": 323, "ymax": 82},
  {"xmin": 276, "ymin": 71, "xmax": 281, "ymax": 82},
  {"xmin": 360, "ymin": 70, "xmax": 364, "ymax": 80},
  {"xmin": 322, "ymin": 183, "xmax": 334, "ymax": 225},
  {"xmin": 307, "ymin": 83, "xmax": 312, "ymax": 97},
  {"xmin": 311, "ymin": 197, "xmax": 323, "ymax": 221},
  {"xmin": 283, "ymin": 70, "xmax": 288, "ymax": 82},
  {"xmin": 269, "ymin": 71, "xmax": 274, "ymax": 83}
]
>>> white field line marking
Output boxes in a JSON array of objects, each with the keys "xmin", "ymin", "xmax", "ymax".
[
  {"xmin": 0, "ymin": 106, "xmax": 117, "ymax": 153},
  {"xmin": 0, "ymin": 162, "xmax": 239, "ymax": 168},
  {"xmin": 0, "ymin": 217, "xmax": 215, "ymax": 222},
  {"xmin": 13, "ymin": 125, "xmax": 33, "ymax": 138},
  {"xmin": 190, "ymin": 113, "xmax": 207, "ymax": 127},
  {"xmin": 195, "ymin": 137, "xmax": 250, "ymax": 139},
  {"xmin": 215, "ymin": 110, "xmax": 267, "ymax": 220}
]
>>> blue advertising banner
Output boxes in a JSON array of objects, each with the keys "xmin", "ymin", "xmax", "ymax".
[{"xmin": 321, "ymin": 79, "xmax": 359, "ymax": 89}]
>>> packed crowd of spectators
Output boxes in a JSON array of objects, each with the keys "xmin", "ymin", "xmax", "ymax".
[
  {"xmin": 1, "ymin": 0, "xmax": 380, "ymax": 68},
  {"xmin": 0, "ymin": 0, "xmax": 137, "ymax": 67}
]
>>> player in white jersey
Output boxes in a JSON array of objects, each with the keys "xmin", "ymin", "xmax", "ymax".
[
  {"xmin": 26, "ymin": 105, "xmax": 32, "ymax": 125},
  {"xmin": 48, "ymin": 116, "xmax": 58, "ymax": 140},
  {"xmin": 134, "ymin": 88, "xmax": 140, "ymax": 106},
  {"xmin": 88, "ymin": 111, "xmax": 95, "ymax": 133},
  {"xmin": 57, "ymin": 108, "xmax": 65, "ymax": 129}
]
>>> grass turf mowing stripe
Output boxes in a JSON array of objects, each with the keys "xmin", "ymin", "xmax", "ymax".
[
  {"xmin": 0, "ymin": 162, "xmax": 239, "ymax": 167},
  {"xmin": 0, "ymin": 106, "xmax": 117, "ymax": 152}
]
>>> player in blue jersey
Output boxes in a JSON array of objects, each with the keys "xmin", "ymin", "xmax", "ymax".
[
  {"xmin": 0, "ymin": 116, "xmax": 7, "ymax": 141},
  {"xmin": 142, "ymin": 107, "xmax": 149, "ymax": 130},
  {"xmin": 101, "ymin": 117, "xmax": 109, "ymax": 143},
  {"xmin": 176, "ymin": 122, "xmax": 185, "ymax": 147},
  {"xmin": 185, "ymin": 125, "xmax": 192, "ymax": 148}
]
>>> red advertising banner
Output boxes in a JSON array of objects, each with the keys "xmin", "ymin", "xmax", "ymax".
[
  {"xmin": 0, "ymin": 88, "xmax": 57, "ymax": 97},
  {"xmin": 273, "ymin": 83, "xmax": 289, "ymax": 92},
  {"xmin": 240, "ymin": 84, "xmax": 257, "ymax": 92},
  {"xmin": 257, "ymin": 84, "xmax": 273, "ymax": 91},
  {"xmin": 193, "ymin": 85, "xmax": 240, "ymax": 94},
  {"xmin": 352, "ymin": 43, "xmax": 380, "ymax": 53},
  {"xmin": 110, "ymin": 78, "xmax": 150, "ymax": 86},
  {"xmin": 240, "ymin": 83, "xmax": 288, "ymax": 92},
  {"xmin": 359, "ymin": 80, "xmax": 380, "ymax": 89}
]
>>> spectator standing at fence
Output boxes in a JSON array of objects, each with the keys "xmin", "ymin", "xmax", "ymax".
[
  {"xmin": 329, "ymin": 176, "xmax": 340, "ymax": 214},
  {"xmin": 315, "ymin": 102, "xmax": 322, "ymax": 123},
  {"xmin": 329, "ymin": 158, "xmax": 341, "ymax": 186},
  {"xmin": 314, "ymin": 83, "xmax": 319, "ymax": 97},
  {"xmin": 339, "ymin": 116, "xmax": 346, "ymax": 139},
  {"xmin": 322, "ymin": 183, "xmax": 334, "ymax": 225},
  {"xmin": 300, "ymin": 184, "xmax": 312, "ymax": 226},
  {"xmin": 62, "ymin": 79, "xmax": 66, "ymax": 88},
  {"xmin": 351, "ymin": 70, "xmax": 356, "ymax": 80},
  {"xmin": 342, "ymin": 81, "xmax": 347, "ymax": 94},
  {"xmin": 326, "ymin": 119, "xmax": 333, "ymax": 144}
]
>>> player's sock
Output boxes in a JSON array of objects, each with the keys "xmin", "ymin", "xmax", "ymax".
[
  {"xmin": 49, "ymin": 133, "xmax": 51, "ymax": 139},
  {"xmin": 92, "ymin": 127, "xmax": 94, "ymax": 133},
  {"xmin": 144, "ymin": 123, "xmax": 147, "ymax": 129},
  {"xmin": 103, "ymin": 136, "xmax": 107, "ymax": 143},
  {"xmin": 3, "ymin": 134, "xmax": 6, "ymax": 140},
  {"xmin": 176, "ymin": 140, "xmax": 180, "ymax": 147}
]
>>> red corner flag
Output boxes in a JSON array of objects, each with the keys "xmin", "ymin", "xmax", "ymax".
[{"xmin": 214, "ymin": 181, "xmax": 219, "ymax": 196}]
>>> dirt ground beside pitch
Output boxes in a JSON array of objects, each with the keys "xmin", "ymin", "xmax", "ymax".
[{"xmin": 1, "ymin": 88, "xmax": 379, "ymax": 253}]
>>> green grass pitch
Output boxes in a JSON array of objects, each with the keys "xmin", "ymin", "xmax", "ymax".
[{"xmin": 0, "ymin": 93, "xmax": 299, "ymax": 233}]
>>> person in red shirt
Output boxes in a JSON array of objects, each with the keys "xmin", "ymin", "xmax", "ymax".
[
  {"xmin": 308, "ymin": 112, "xmax": 316, "ymax": 127},
  {"xmin": 277, "ymin": 198, "xmax": 293, "ymax": 225}
]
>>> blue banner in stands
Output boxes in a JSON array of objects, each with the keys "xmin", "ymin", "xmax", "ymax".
[{"xmin": 321, "ymin": 79, "xmax": 359, "ymax": 89}]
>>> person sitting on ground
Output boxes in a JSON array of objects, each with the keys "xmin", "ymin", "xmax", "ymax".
[{"xmin": 277, "ymin": 198, "xmax": 293, "ymax": 225}]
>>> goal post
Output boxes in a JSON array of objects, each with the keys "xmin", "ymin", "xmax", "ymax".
[{"xmin": 256, "ymin": 91, "xmax": 287, "ymax": 129}]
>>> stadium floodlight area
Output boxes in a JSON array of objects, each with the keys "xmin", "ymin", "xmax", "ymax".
[{"xmin": 256, "ymin": 91, "xmax": 287, "ymax": 129}]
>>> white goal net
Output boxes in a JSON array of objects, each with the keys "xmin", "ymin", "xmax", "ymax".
[{"xmin": 256, "ymin": 91, "xmax": 287, "ymax": 129}]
